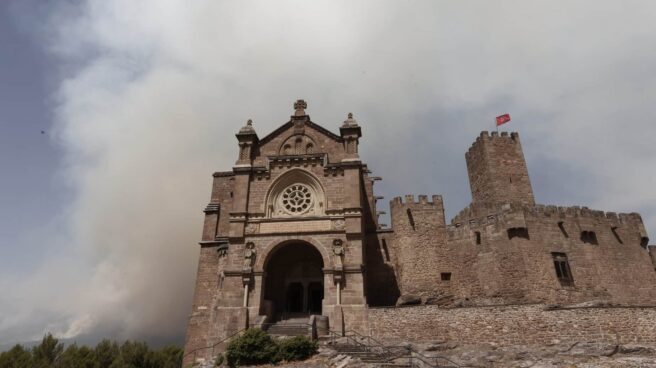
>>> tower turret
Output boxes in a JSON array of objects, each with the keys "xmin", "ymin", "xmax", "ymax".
[
  {"xmin": 465, "ymin": 131, "xmax": 535, "ymax": 206},
  {"xmin": 390, "ymin": 195, "xmax": 448, "ymax": 303}
]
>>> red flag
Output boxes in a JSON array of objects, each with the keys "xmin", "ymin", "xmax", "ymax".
[{"xmin": 496, "ymin": 114, "xmax": 511, "ymax": 126}]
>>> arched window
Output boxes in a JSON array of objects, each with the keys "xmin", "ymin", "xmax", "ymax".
[
  {"xmin": 266, "ymin": 169, "xmax": 325, "ymax": 218},
  {"xmin": 279, "ymin": 134, "xmax": 317, "ymax": 156}
]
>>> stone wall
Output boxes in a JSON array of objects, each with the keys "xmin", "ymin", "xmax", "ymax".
[
  {"xmin": 445, "ymin": 204, "xmax": 656, "ymax": 306},
  {"xmin": 368, "ymin": 304, "xmax": 656, "ymax": 346}
]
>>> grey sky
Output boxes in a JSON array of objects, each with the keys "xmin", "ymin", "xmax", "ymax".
[{"xmin": 1, "ymin": 0, "xmax": 655, "ymax": 347}]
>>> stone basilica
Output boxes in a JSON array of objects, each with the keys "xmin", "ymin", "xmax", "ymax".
[{"xmin": 183, "ymin": 100, "xmax": 656, "ymax": 364}]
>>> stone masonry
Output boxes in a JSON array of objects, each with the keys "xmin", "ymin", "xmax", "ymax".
[{"xmin": 182, "ymin": 101, "xmax": 656, "ymax": 366}]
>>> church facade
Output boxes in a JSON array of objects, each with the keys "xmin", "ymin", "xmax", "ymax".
[{"xmin": 183, "ymin": 101, "xmax": 656, "ymax": 363}]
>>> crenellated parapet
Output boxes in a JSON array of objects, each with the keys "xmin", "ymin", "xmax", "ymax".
[
  {"xmin": 391, "ymin": 194, "xmax": 444, "ymax": 207},
  {"xmin": 448, "ymin": 202, "xmax": 649, "ymax": 248}
]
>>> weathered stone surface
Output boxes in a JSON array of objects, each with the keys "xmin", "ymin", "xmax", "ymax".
[{"xmin": 395, "ymin": 294, "xmax": 421, "ymax": 306}]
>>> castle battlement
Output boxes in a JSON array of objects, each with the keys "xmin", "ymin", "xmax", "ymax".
[
  {"xmin": 452, "ymin": 202, "xmax": 643, "ymax": 225},
  {"xmin": 466, "ymin": 131, "xmax": 520, "ymax": 156},
  {"xmin": 447, "ymin": 202, "xmax": 647, "ymax": 244},
  {"xmin": 391, "ymin": 194, "xmax": 443, "ymax": 207}
]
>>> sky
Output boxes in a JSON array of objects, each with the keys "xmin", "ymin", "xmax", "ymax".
[{"xmin": 1, "ymin": 0, "xmax": 655, "ymax": 348}]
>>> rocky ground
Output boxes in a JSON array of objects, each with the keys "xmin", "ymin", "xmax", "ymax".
[{"xmin": 238, "ymin": 342, "xmax": 656, "ymax": 368}]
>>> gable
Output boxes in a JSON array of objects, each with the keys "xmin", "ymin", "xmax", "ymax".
[{"xmin": 254, "ymin": 118, "xmax": 346, "ymax": 165}]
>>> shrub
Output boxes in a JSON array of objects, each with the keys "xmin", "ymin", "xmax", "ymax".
[
  {"xmin": 214, "ymin": 354, "xmax": 224, "ymax": 366},
  {"xmin": 224, "ymin": 329, "xmax": 279, "ymax": 367},
  {"xmin": 275, "ymin": 336, "xmax": 318, "ymax": 362}
]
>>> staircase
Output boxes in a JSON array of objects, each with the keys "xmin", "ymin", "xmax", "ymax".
[
  {"xmin": 263, "ymin": 317, "xmax": 310, "ymax": 336},
  {"xmin": 330, "ymin": 342, "xmax": 411, "ymax": 367},
  {"xmin": 324, "ymin": 336, "xmax": 462, "ymax": 368}
]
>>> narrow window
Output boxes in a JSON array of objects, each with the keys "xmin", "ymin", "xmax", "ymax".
[
  {"xmin": 611, "ymin": 227, "xmax": 623, "ymax": 244},
  {"xmin": 230, "ymin": 192, "xmax": 234, "ymax": 198},
  {"xmin": 508, "ymin": 227, "xmax": 530, "ymax": 240},
  {"xmin": 581, "ymin": 231, "xmax": 598, "ymax": 245},
  {"xmin": 509, "ymin": 175, "xmax": 513, "ymax": 183},
  {"xmin": 552, "ymin": 252, "xmax": 574, "ymax": 286},
  {"xmin": 641, "ymin": 237, "xmax": 649, "ymax": 248},
  {"xmin": 441, "ymin": 272, "xmax": 452, "ymax": 281},
  {"xmin": 407, "ymin": 209, "xmax": 415, "ymax": 230},
  {"xmin": 381, "ymin": 239, "xmax": 390, "ymax": 262},
  {"xmin": 475, "ymin": 231, "xmax": 482, "ymax": 245},
  {"xmin": 558, "ymin": 221, "xmax": 569, "ymax": 238},
  {"xmin": 294, "ymin": 137, "xmax": 302, "ymax": 154}
]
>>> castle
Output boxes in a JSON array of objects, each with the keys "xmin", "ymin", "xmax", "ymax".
[{"xmin": 183, "ymin": 100, "xmax": 656, "ymax": 364}]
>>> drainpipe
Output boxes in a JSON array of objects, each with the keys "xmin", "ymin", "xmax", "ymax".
[{"xmin": 243, "ymin": 284, "xmax": 249, "ymax": 307}]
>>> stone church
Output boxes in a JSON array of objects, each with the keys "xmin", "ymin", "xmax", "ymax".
[{"xmin": 183, "ymin": 100, "xmax": 656, "ymax": 363}]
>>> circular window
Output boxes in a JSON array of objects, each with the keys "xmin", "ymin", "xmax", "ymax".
[{"xmin": 281, "ymin": 184, "xmax": 313, "ymax": 214}]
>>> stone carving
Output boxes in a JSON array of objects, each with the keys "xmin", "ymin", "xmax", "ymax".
[
  {"xmin": 332, "ymin": 219, "xmax": 345, "ymax": 230},
  {"xmin": 333, "ymin": 239, "xmax": 344, "ymax": 256},
  {"xmin": 243, "ymin": 242, "xmax": 256, "ymax": 269},
  {"xmin": 244, "ymin": 223, "xmax": 259, "ymax": 234}
]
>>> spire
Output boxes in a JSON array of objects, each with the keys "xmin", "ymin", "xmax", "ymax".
[
  {"xmin": 293, "ymin": 99, "xmax": 307, "ymax": 117},
  {"xmin": 342, "ymin": 112, "xmax": 359, "ymax": 127}
]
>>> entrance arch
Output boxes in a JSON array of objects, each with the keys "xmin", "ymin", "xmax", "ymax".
[{"xmin": 262, "ymin": 242, "xmax": 324, "ymax": 321}]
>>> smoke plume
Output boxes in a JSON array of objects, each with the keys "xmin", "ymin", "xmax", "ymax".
[{"xmin": 2, "ymin": 0, "xmax": 655, "ymax": 346}]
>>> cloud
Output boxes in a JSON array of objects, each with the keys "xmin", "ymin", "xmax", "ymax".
[{"xmin": 2, "ymin": 0, "xmax": 655, "ymax": 346}]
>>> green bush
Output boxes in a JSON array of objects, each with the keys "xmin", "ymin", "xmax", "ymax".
[
  {"xmin": 225, "ymin": 329, "xmax": 279, "ymax": 367},
  {"xmin": 275, "ymin": 336, "xmax": 318, "ymax": 362}
]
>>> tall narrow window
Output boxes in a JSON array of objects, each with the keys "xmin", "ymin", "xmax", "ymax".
[
  {"xmin": 475, "ymin": 231, "xmax": 482, "ymax": 245},
  {"xmin": 611, "ymin": 227, "xmax": 623, "ymax": 244},
  {"xmin": 552, "ymin": 252, "xmax": 574, "ymax": 286},
  {"xmin": 581, "ymin": 231, "xmax": 598, "ymax": 245},
  {"xmin": 558, "ymin": 221, "xmax": 569, "ymax": 238},
  {"xmin": 407, "ymin": 209, "xmax": 415, "ymax": 230},
  {"xmin": 381, "ymin": 239, "xmax": 391, "ymax": 262}
]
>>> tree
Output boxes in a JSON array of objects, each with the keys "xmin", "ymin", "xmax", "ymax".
[
  {"xmin": 0, "ymin": 344, "xmax": 32, "ymax": 368},
  {"xmin": 56, "ymin": 344, "xmax": 98, "ymax": 368},
  {"xmin": 32, "ymin": 333, "xmax": 64, "ymax": 368},
  {"xmin": 94, "ymin": 340, "xmax": 119, "ymax": 368}
]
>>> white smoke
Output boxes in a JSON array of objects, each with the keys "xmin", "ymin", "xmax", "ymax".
[{"xmin": 2, "ymin": 0, "xmax": 655, "ymax": 345}]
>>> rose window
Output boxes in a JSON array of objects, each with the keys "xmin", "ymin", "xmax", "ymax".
[{"xmin": 281, "ymin": 184, "xmax": 313, "ymax": 214}]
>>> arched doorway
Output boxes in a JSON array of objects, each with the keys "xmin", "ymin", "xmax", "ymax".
[{"xmin": 263, "ymin": 242, "xmax": 324, "ymax": 321}]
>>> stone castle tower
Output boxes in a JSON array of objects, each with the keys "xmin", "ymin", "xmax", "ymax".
[{"xmin": 183, "ymin": 101, "xmax": 656, "ymax": 365}]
